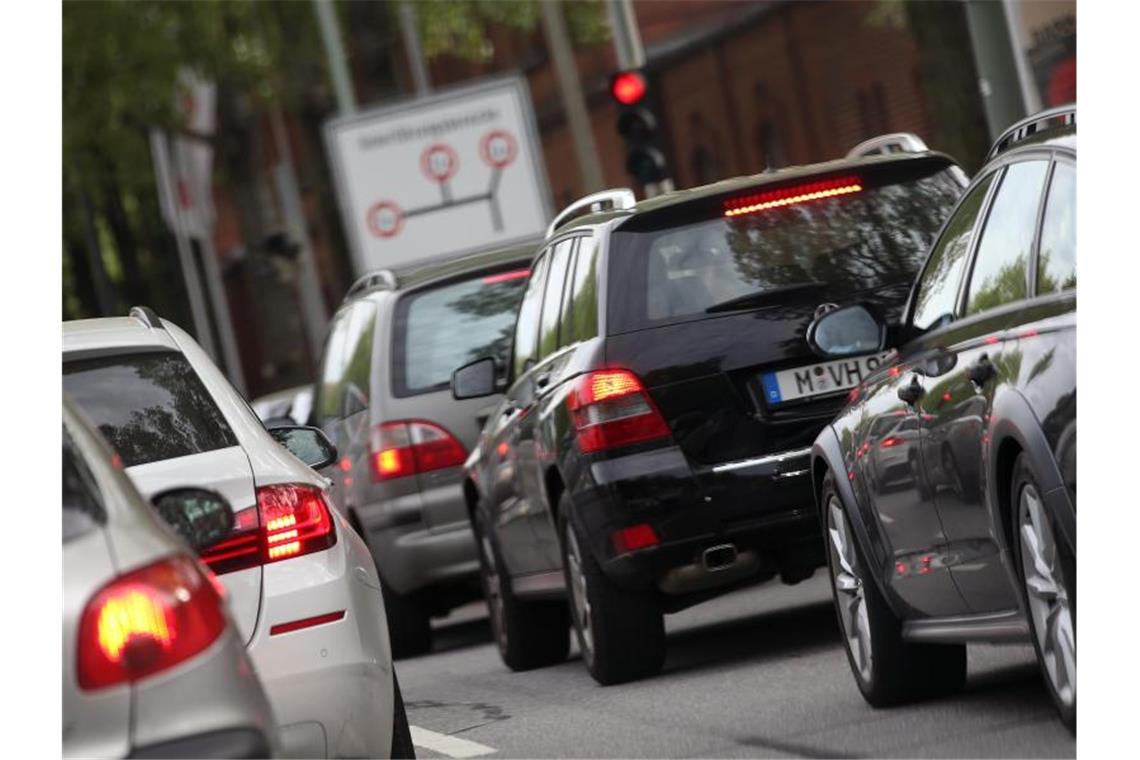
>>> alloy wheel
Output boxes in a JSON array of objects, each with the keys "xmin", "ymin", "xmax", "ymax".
[
  {"xmin": 565, "ymin": 526, "xmax": 595, "ymax": 664},
  {"xmin": 827, "ymin": 496, "xmax": 873, "ymax": 683},
  {"xmin": 1018, "ymin": 483, "xmax": 1075, "ymax": 708},
  {"xmin": 480, "ymin": 535, "xmax": 508, "ymax": 652}
]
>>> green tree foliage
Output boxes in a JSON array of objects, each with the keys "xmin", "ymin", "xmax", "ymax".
[{"xmin": 416, "ymin": 0, "xmax": 608, "ymax": 61}]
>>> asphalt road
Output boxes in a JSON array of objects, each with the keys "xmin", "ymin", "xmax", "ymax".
[{"xmin": 398, "ymin": 574, "xmax": 1075, "ymax": 759}]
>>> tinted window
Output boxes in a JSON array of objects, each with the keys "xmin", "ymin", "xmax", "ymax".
[
  {"xmin": 609, "ymin": 164, "xmax": 964, "ymax": 333},
  {"xmin": 911, "ymin": 173, "xmax": 996, "ymax": 330},
  {"xmin": 63, "ymin": 429, "xmax": 106, "ymax": 541},
  {"xmin": 562, "ymin": 236, "xmax": 600, "ymax": 345},
  {"xmin": 64, "ymin": 352, "xmax": 238, "ymax": 467},
  {"xmin": 538, "ymin": 239, "xmax": 574, "ymax": 360},
  {"xmin": 316, "ymin": 310, "xmax": 351, "ymax": 422},
  {"xmin": 342, "ymin": 303, "xmax": 376, "ymax": 410},
  {"xmin": 1037, "ymin": 161, "xmax": 1076, "ymax": 294},
  {"xmin": 513, "ymin": 253, "xmax": 550, "ymax": 378},
  {"xmin": 965, "ymin": 161, "xmax": 1048, "ymax": 315},
  {"xmin": 394, "ymin": 267, "xmax": 530, "ymax": 396}
]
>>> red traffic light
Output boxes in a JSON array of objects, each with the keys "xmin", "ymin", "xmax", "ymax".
[{"xmin": 611, "ymin": 70, "xmax": 647, "ymax": 106}]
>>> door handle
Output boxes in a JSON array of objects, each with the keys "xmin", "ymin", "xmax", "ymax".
[
  {"xmin": 966, "ymin": 353, "xmax": 996, "ymax": 387},
  {"xmin": 897, "ymin": 375, "xmax": 925, "ymax": 406},
  {"xmin": 535, "ymin": 373, "xmax": 552, "ymax": 390}
]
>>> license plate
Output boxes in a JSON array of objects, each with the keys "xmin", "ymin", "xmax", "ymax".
[{"xmin": 761, "ymin": 352, "xmax": 893, "ymax": 405}]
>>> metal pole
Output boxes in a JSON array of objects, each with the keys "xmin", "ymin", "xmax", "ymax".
[
  {"xmin": 1001, "ymin": 0, "xmax": 1043, "ymax": 115},
  {"xmin": 271, "ymin": 106, "xmax": 329, "ymax": 363},
  {"xmin": 541, "ymin": 0, "xmax": 605, "ymax": 193},
  {"xmin": 606, "ymin": 0, "xmax": 646, "ymax": 70},
  {"xmin": 196, "ymin": 235, "xmax": 248, "ymax": 395},
  {"xmin": 399, "ymin": 1, "xmax": 431, "ymax": 97},
  {"xmin": 964, "ymin": 0, "xmax": 1028, "ymax": 140},
  {"xmin": 313, "ymin": 0, "xmax": 357, "ymax": 115},
  {"xmin": 149, "ymin": 129, "xmax": 218, "ymax": 359}
]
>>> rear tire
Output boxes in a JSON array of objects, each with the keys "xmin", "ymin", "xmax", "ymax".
[
  {"xmin": 558, "ymin": 495, "xmax": 665, "ymax": 685},
  {"xmin": 389, "ymin": 670, "xmax": 416, "ymax": 759},
  {"xmin": 1010, "ymin": 453, "xmax": 1076, "ymax": 732},
  {"xmin": 473, "ymin": 508, "xmax": 570, "ymax": 671},
  {"xmin": 821, "ymin": 471, "xmax": 966, "ymax": 707},
  {"xmin": 382, "ymin": 581, "xmax": 433, "ymax": 660}
]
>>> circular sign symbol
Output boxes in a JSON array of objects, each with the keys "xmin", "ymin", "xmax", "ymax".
[
  {"xmin": 480, "ymin": 130, "xmax": 517, "ymax": 169},
  {"xmin": 420, "ymin": 144, "xmax": 459, "ymax": 182},
  {"xmin": 366, "ymin": 201, "xmax": 403, "ymax": 238}
]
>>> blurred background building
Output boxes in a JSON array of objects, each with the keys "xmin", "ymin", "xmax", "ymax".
[{"xmin": 62, "ymin": 0, "xmax": 1075, "ymax": 400}]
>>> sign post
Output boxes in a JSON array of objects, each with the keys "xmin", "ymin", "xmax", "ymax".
[{"xmin": 324, "ymin": 75, "xmax": 553, "ymax": 274}]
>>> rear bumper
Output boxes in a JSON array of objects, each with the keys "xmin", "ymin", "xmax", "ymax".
[
  {"xmin": 573, "ymin": 444, "xmax": 824, "ymax": 599},
  {"xmin": 250, "ymin": 515, "xmax": 395, "ymax": 758},
  {"xmin": 358, "ymin": 481, "xmax": 480, "ymax": 597},
  {"xmin": 129, "ymin": 728, "xmax": 271, "ymax": 759}
]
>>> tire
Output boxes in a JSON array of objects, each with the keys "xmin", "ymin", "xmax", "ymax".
[
  {"xmin": 389, "ymin": 670, "xmax": 416, "ymax": 759},
  {"xmin": 1010, "ymin": 453, "xmax": 1076, "ymax": 732},
  {"xmin": 558, "ymin": 494, "xmax": 665, "ymax": 685},
  {"xmin": 473, "ymin": 508, "xmax": 570, "ymax": 671},
  {"xmin": 821, "ymin": 471, "xmax": 966, "ymax": 707},
  {"xmin": 382, "ymin": 581, "xmax": 433, "ymax": 660}
]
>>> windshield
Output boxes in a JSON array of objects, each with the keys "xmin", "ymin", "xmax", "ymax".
[
  {"xmin": 63, "ymin": 351, "xmax": 239, "ymax": 467},
  {"xmin": 392, "ymin": 267, "xmax": 530, "ymax": 396},
  {"xmin": 607, "ymin": 163, "xmax": 964, "ymax": 333}
]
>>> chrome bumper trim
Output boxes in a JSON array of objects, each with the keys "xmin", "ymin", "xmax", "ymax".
[{"xmin": 711, "ymin": 447, "xmax": 813, "ymax": 474}]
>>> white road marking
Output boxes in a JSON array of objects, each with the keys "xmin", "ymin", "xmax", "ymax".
[{"xmin": 410, "ymin": 726, "xmax": 497, "ymax": 758}]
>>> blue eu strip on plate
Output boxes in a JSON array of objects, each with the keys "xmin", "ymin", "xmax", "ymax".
[{"xmin": 761, "ymin": 373, "xmax": 783, "ymax": 404}]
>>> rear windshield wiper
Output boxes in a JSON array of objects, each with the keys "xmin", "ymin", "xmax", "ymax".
[{"xmin": 704, "ymin": 281, "xmax": 827, "ymax": 313}]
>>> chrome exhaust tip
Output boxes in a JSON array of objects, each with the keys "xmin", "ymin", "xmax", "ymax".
[{"xmin": 702, "ymin": 543, "xmax": 738, "ymax": 572}]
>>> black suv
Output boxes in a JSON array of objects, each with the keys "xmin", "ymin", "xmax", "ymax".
[
  {"xmin": 453, "ymin": 139, "xmax": 967, "ymax": 684},
  {"xmin": 809, "ymin": 106, "xmax": 1076, "ymax": 728}
]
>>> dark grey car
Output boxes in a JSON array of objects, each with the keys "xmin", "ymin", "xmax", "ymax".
[{"xmin": 313, "ymin": 243, "xmax": 537, "ymax": 657}]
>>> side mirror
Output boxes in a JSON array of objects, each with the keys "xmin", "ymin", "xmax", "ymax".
[
  {"xmin": 153, "ymin": 489, "xmax": 234, "ymax": 552},
  {"xmin": 807, "ymin": 304, "xmax": 886, "ymax": 358},
  {"xmin": 452, "ymin": 356, "xmax": 498, "ymax": 400},
  {"xmin": 269, "ymin": 425, "xmax": 338, "ymax": 470}
]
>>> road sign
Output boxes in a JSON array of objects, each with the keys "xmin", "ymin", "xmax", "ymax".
[{"xmin": 324, "ymin": 75, "xmax": 553, "ymax": 274}]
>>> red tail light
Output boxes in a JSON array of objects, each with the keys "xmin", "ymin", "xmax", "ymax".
[
  {"xmin": 880, "ymin": 437, "xmax": 904, "ymax": 448},
  {"xmin": 611, "ymin": 523, "xmax": 660, "ymax": 555},
  {"xmin": 198, "ymin": 484, "xmax": 337, "ymax": 575},
  {"xmin": 370, "ymin": 420, "xmax": 467, "ymax": 481},
  {"xmin": 723, "ymin": 175, "xmax": 863, "ymax": 218},
  {"xmin": 568, "ymin": 369, "xmax": 671, "ymax": 454},
  {"xmin": 77, "ymin": 555, "xmax": 226, "ymax": 690}
]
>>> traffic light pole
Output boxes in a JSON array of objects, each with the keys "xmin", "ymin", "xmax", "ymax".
[{"xmin": 606, "ymin": 0, "xmax": 645, "ymax": 70}]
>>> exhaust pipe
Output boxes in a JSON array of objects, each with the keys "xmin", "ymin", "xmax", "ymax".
[{"xmin": 702, "ymin": 543, "xmax": 738, "ymax": 572}]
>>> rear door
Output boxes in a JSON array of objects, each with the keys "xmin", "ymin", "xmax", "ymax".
[
  {"xmin": 63, "ymin": 351, "xmax": 263, "ymax": 643},
  {"xmin": 921, "ymin": 158, "xmax": 1051, "ymax": 613}
]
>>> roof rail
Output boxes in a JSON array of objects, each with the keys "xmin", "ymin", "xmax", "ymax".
[
  {"xmin": 985, "ymin": 104, "xmax": 1075, "ymax": 162},
  {"xmin": 129, "ymin": 305, "xmax": 164, "ymax": 330},
  {"xmin": 846, "ymin": 132, "xmax": 929, "ymax": 159},
  {"xmin": 345, "ymin": 269, "xmax": 398, "ymax": 300},
  {"xmin": 546, "ymin": 189, "xmax": 636, "ymax": 238}
]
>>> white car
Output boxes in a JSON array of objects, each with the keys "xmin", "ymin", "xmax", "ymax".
[
  {"xmin": 64, "ymin": 396, "xmax": 280, "ymax": 758},
  {"xmin": 63, "ymin": 307, "xmax": 415, "ymax": 759}
]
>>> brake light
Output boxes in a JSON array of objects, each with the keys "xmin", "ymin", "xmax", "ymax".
[
  {"xmin": 370, "ymin": 420, "xmax": 467, "ymax": 481},
  {"xmin": 880, "ymin": 437, "xmax": 904, "ymax": 448},
  {"xmin": 76, "ymin": 555, "xmax": 226, "ymax": 690},
  {"xmin": 198, "ymin": 484, "xmax": 337, "ymax": 575},
  {"xmin": 723, "ymin": 175, "xmax": 863, "ymax": 218},
  {"xmin": 568, "ymin": 369, "xmax": 671, "ymax": 454}
]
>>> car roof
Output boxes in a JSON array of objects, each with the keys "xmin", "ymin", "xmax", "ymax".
[
  {"xmin": 554, "ymin": 150, "xmax": 959, "ymax": 235},
  {"xmin": 63, "ymin": 315, "xmax": 178, "ymax": 356},
  {"xmin": 346, "ymin": 239, "xmax": 541, "ymax": 305}
]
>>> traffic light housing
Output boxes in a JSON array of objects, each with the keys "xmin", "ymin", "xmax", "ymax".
[{"xmin": 610, "ymin": 70, "xmax": 669, "ymax": 185}]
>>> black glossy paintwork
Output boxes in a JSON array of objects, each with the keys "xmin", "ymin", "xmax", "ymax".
[{"xmin": 814, "ymin": 138, "xmax": 1076, "ymax": 629}]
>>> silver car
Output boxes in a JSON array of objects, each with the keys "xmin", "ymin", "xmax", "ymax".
[
  {"xmin": 63, "ymin": 397, "xmax": 279, "ymax": 758},
  {"xmin": 313, "ymin": 243, "xmax": 536, "ymax": 657}
]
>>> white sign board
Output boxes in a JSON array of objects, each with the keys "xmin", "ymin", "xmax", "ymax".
[{"xmin": 324, "ymin": 75, "xmax": 553, "ymax": 274}]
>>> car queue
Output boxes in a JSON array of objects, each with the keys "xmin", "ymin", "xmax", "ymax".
[{"xmin": 62, "ymin": 106, "xmax": 1076, "ymax": 759}]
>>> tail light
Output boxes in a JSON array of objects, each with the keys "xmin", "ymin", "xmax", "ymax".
[
  {"xmin": 370, "ymin": 420, "xmax": 467, "ymax": 481},
  {"xmin": 76, "ymin": 555, "xmax": 226, "ymax": 690},
  {"xmin": 880, "ymin": 437, "xmax": 904, "ymax": 449},
  {"xmin": 198, "ymin": 484, "xmax": 337, "ymax": 575},
  {"xmin": 567, "ymin": 369, "xmax": 671, "ymax": 454},
  {"xmin": 611, "ymin": 523, "xmax": 660, "ymax": 555}
]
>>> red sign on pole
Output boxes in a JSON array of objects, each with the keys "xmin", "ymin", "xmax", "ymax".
[{"xmin": 420, "ymin": 144, "xmax": 459, "ymax": 182}]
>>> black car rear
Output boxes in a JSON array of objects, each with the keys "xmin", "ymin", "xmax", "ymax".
[{"xmin": 457, "ymin": 149, "xmax": 967, "ymax": 685}]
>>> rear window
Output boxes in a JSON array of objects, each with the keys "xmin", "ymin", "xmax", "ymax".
[
  {"xmin": 607, "ymin": 161, "xmax": 965, "ymax": 334},
  {"xmin": 393, "ymin": 266, "xmax": 530, "ymax": 397},
  {"xmin": 63, "ymin": 352, "xmax": 238, "ymax": 467}
]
